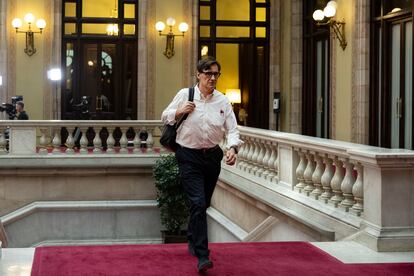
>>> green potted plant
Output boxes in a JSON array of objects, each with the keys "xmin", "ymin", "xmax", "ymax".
[{"xmin": 153, "ymin": 154, "xmax": 188, "ymax": 243}]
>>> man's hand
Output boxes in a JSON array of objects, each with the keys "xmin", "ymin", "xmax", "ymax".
[
  {"xmin": 225, "ymin": 147, "xmax": 237, "ymax": 165},
  {"xmin": 176, "ymin": 101, "xmax": 195, "ymax": 119}
]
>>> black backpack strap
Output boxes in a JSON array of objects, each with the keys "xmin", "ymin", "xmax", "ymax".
[
  {"xmin": 188, "ymin": 86, "xmax": 194, "ymax": 102},
  {"xmin": 176, "ymin": 87, "xmax": 195, "ymax": 128}
]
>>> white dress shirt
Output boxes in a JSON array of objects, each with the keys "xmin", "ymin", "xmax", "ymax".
[{"xmin": 161, "ymin": 85, "xmax": 243, "ymax": 150}]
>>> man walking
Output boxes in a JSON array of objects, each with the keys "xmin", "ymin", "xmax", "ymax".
[{"xmin": 161, "ymin": 56, "xmax": 242, "ymax": 272}]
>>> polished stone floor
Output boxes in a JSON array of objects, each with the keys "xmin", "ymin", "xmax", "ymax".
[{"xmin": 1, "ymin": 242, "xmax": 414, "ymax": 275}]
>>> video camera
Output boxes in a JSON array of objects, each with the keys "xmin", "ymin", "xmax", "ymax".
[
  {"xmin": 0, "ymin": 96, "xmax": 23, "ymax": 120},
  {"xmin": 72, "ymin": 96, "xmax": 91, "ymax": 120}
]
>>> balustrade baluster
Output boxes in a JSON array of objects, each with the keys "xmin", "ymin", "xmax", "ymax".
[
  {"xmin": 146, "ymin": 128, "xmax": 154, "ymax": 152},
  {"xmin": 294, "ymin": 150, "xmax": 307, "ymax": 192},
  {"xmin": 52, "ymin": 127, "xmax": 62, "ymax": 154},
  {"xmin": 303, "ymin": 152, "xmax": 316, "ymax": 195},
  {"xmin": 79, "ymin": 127, "xmax": 89, "ymax": 154},
  {"xmin": 244, "ymin": 137, "xmax": 255, "ymax": 172},
  {"xmin": 237, "ymin": 138, "xmax": 249, "ymax": 170},
  {"xmin": 38, "ymin": 128, "xmax": 49, "ymax": 155},
  {"xmin": 250, "ymin": 139, "xmax": 260, "ymax": 174},
  {"xmin": 235, "ymin": 138, "xmax": 245, "ymax": 168},
  {"xmin": 65, "ymin": 127, "xmax": 75, "ymax": 154},
  {"xmin": 351, "ymin": 163, "xmax": 364, "ymax": 216},
  {"xmin": 0, "ymin": 127, "xmax": 7, "ymax": 154},
  {"xmin": 106, "ymin": 128, "xmax": 115, "ymax": 154},
  {"xmin": 339, "ymin": 159, "xmax": 356, "ymax": 211},
  {"xmin": 261, "ymin": 142, "xmax": 271, "ymax": 179},
  {"xmin": 119, "ymin": 127, "xmax": 128, "ymax": 153},
  {"xmin": 328, "ymin": 157, "xmax": 344, "ymax": 207},
  {"xmin": 319, "ymin": 155, "xmax": 334, "ymax": 203},
  {"xmin": 266, "ymin": 142, "xmax": 277, "ymax": 181},
  {"xmin": 93, "ymin": 127, "xmax": 103, "ymax": 154},
  {"xmin": 133, "ymin": 128, "xmax": 141, "ymax": 153},
  {"xmin": 310, "ymin": 154, "xmax": 324, "ymax": 199},
  {"xmin": 255, "ymin": 140, "xmax": 266, "ymax": 176}
]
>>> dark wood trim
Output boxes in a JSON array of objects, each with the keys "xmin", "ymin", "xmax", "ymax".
[
  {"xmin": 370, "ymin": 0, "xmax": 413, "ymax": 149},
  {"xmin": 302, "ymin": 0, "xmax": 330, "ymax": 138}
]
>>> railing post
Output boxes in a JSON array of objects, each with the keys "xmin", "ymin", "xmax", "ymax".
[
  {"xmin": 9, "ymin": 126, "xmax": 37, "ymax": 155},
  {"xmin": 350, "ymin": 151, "xmax": 414, "ymax": 251},
  {"xmin": 277, "ymin": 144, "xmax": 298, "ymax": 188}
]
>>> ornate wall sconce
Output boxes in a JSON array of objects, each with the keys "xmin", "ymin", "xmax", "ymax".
[
  {"xmin": 312, "ymin": 1, "xmax": 347, "ymax": 50},
  {"xmin": 155, "ymin": 18, "xmax": 188, "ymax": 58},
  {"xmin": 12, "ymin": 13, "xmax": 46, "ymax": 57}
]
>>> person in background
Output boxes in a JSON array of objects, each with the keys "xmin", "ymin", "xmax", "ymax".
[
  {"xmin": 161, "ymin": 56, "xmax": 243, "ymax": 272},
  {"xmin": 16, "ymin": 101, "xmax": 29, "ymax": 120}
]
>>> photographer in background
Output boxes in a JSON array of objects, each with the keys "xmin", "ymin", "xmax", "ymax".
[{"xmin": 15, "ymin": 101, "xmax": 29, "ymax": 120}]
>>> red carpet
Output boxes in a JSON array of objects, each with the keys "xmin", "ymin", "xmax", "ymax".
[{"xmin": 30, "ymin": 242, "xmax": 414, "ymax": 276}]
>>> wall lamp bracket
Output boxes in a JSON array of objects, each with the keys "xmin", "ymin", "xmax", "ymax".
[
  {"xmin": 155, "ymin": 18, "xmax": 188, "ymax": 59},
  {"xmin": 12, "ymin": 13, "xmax": 46, "ymax": 57},
  {"xmin": 313, "ymin": 1, "xmax": 347, "ymax": 51},
  {"xmin": 316, "ymin": 19, "xmax": 347, "ymax": 50}
]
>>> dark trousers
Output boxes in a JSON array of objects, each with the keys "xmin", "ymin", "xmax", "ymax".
[{"xmin": 175, "ymin": 145, "xmax": 223, "ymax": 258}]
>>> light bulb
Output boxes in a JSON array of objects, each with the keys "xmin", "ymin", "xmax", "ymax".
[
  {"xmin": 178, "ymin": 22, "xmax": 189, "ymax": 33},
  {"xmin": 323, "ymin": 5, "xmax": 336, "ymax": 18},
  {"xmin": 166, "ymin": 17, "xmax": 176, "ymax": 27},
  {"xmin": 312, "ymin": 9, "xmax": 325, "ymax": 21},
  {"xmin": 24, "ymin": 13, "xmax": 35, "ymax": 24},
  {"xmin": 12, "ymin": 18, "xmax": 22, "ymax": 29},
  {"xmin": 107, "ymin": 24, "xmax": 114, "ymax": 35},
  {"xmin": 36, "ymin": 19, "xmax": 46, "ymax": 29},
  {"xmin": 155, "ymin": 21, "xmax": 166, "ymax": 32},
  {"xmin": 327, "ymin": 1, "xmax": 338, "ymax": 10}
]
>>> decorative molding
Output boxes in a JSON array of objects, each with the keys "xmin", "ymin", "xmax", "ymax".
[
  {"xmin": 351, "ymin": 0, "xmax": 370, "ymax": 144},
  {"xmin": 1, "ymin": 200, "xmax": 158, "ymax": 225},
  {"xmin": 330, "ymin": 28, "xmax": 337, "ymax": 140},
  {"xmin": 0, "ymin": 0, "xmax": 8, "ymax": 103},
  {"xmin": 7, "ymin": 0, "xmax": 16, "ymax": 99},
  {"xmin": 290, "ymin": 0, "xmax": 302, "ymax": 134},
  {"xmin": 269, "ymin": 0, "xmax": 281, "ymax": 130}
]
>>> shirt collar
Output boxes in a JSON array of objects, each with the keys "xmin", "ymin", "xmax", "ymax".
[{"xmin": 195, "ymin": 84, "xmax": 216, "ymax": 101}]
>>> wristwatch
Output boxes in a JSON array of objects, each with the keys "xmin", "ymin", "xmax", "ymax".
[{"xmin": 230, "ymin": 145, "xmax": 238, "ymax": 154}]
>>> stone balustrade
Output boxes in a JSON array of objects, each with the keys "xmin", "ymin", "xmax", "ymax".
[
  {"xmin": 0, "ymin": 120, "xmax": 165, "ymax": 155},
  {"xmin": 0, "ymin": 121, "xmax": 413, "ymax": 251},
  {"xmin": 234, "ymin": 126, "xmax": 414, "ymax": 251}
]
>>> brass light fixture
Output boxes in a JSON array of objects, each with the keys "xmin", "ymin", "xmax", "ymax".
[
  {"xmin": 312, "ymin": 1, "xmax": 347, "ymax": 50},
  {"xmin": 155, "ymin": 18, "xmax": 189, "ymax": 58},
  {"xmin": 12, "ymin": 13, "xmax": 46, "ymax": 56}
]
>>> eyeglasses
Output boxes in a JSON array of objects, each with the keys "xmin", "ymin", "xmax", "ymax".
[{"xmin": 202, "ymin": 71, "xmax": 221, "ymax": 79}]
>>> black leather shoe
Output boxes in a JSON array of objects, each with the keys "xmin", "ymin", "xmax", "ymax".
[
  {"xmin": 188, "ymin": 242, "xmax": 196, "ymax": 257},
  {"xmin": 197, "ymin": 257, "xmax": 213, "ymax": 273}
]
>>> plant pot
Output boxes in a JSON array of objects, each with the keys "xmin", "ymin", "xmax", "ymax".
[{"xmin": 161, "ymin": 230, "xmax": 187, "ymax": 244}]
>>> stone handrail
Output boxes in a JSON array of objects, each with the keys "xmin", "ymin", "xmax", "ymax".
[
  {"xmin": 233, "ymin": 126, "xmax": 414, "ymax": 251},
  {"xmin": 0, "ymin": 120, "xmax": 166, "ymax": 155}
]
